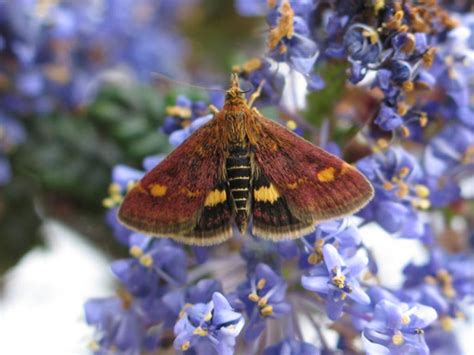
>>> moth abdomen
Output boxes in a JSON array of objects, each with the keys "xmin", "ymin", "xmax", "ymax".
[{"xmin": 226, "ymin": 145, "xmax": 251, "ymax": 232}]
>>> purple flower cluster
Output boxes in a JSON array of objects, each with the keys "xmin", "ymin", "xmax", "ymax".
[{"xmin": 85, "ymin": 1, "xmax": 473, "ymax": 354}]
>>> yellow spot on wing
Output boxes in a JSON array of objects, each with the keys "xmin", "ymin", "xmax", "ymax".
[
  {"xmin": 204, "ymin": 189, "xmax": 227, "ymax": 207},
  {"xmin": 287, "ymin": 182, "xmax": 298, "ymax": 189},
  {"xmin": 181, "ymin": 187, "xmax": 201, "ymax": 198},
  {"xmin": 340, "ymin": 162, "xmax": 352, "ymax": 175},
  {"xmin": 149, "ymin": 184, "xmax": 167, "ymax": 197},
  {"xmin": 317, "ymin": 167, "xmax": 336, "ymax": 182},
  {"xmin": 254, "ymin": 184, "xmax": 280, "ymax": 203}
]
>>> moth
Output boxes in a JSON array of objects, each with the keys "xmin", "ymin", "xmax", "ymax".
[{"xmin": 118, "ymin": 74, "xmax": 374, "ymax": 245}]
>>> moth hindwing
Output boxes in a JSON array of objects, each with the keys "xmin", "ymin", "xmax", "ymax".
[{"xmin": 118, "ymin": 73, "xmax": 374, "ymax": 245}]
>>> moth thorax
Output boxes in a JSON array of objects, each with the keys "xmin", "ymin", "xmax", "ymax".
[
  {"xmin": 226, "ymin": 145, "xmax": 251, "ymax": 234},
  {"xmin": 225, "ymin": 111, "xmax": 247, "ymax": 144}
]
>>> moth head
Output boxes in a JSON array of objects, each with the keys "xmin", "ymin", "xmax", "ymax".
[{"xmin": 226, "ymin": 73, "xmax": 246, "ymax": 102}]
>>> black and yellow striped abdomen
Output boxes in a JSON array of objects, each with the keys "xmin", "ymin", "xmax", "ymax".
[{"xmin": 226, "ymin": 146, "xmax": 251, "ymax": 232}]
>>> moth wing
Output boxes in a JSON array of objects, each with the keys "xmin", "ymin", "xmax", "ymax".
[
  {"xmin": 118, "ymin": 119, "xmax": 233, "ymax": 245},
  {"xmin": 251, "ymin": 114, "xmax": 374, "ymax": 240}
]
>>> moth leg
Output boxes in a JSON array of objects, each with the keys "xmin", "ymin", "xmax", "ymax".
[
  {"xmin": 247, "ymin": 80, "xmax": 266, "ymax": 108},
  {"xmin": 209, "ymin": 104, "xmax": 219, "ymax": 114}
]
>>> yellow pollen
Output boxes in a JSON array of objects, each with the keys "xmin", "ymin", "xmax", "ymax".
[
  {"xmin": 455, "ymin": 311, "xmax": 465, "ymax": 320},
  {"xmin": 424, "ymin": 275, "xmax": 437, "ymax": 285},
  {"xmin": 267, "ymin": 0, "xmax": 277, "ymax": 8},
  {"xmin": 463, "ymin": 145, "xmax": 474, "ymax": 164},
  {"xmin": 248, "ymin": 293, "xmax": 259, "ymax": 302},
  {"xmin": 286, "ymin": 120, "xmax": 297, "ymax": 130},
  {"xmin": 193, "ymin": 326, "xmax": 208, "ymax": 337},
  {"xmin": 423, "ymin": 48, "xmax": 436, "ymax": 67},
  {"xmin": 402, "ymin": 33, "xmax": 415, "ymax": 53},
  {"xmin": 181, "ymin": 341, "xmax": 191, "ymax": 351},
  {"xmin": 44, "ymin": 64, "xmax": 71, "ymax": 84},
  {"xmin": 397, "ymin": 103, "xmax": 408, "ymax": 116},
  {"xmin": 149, "ymin": 184, "xmax": 167, "ymax": 197},
  {"xmin": 394, "ymin": 10, "xmax": 404, "ymax": 21},
  {"xmin": 415, "ymin": 184, "xmax": 430, "ymax": 198},
  {"xmin": 241, "ymin": 58, "xmax": 262, "ymax": 73},
  {"xmin": 401, "ymin": 314, "xmax": 410, "ymax": 325},
  {"xmin": 396, "ymin": 182, "xmax": 409, "ymax": 198},
  {"xmin": 317, "ymin": 167, "xmax": 336, "ymax": 182},
  {"xmin": 419, "ymin": 112, "xmax": 428, "ymax": 127},
  {"xmin": 332, "ymin": 274, "xmax": 346, "ymax": 289},
  {"xmin": 166, "ymin": 105, "xmax": 192, "ymax": 118},
  {"xmin": 204, "ymin": 189, "xmax": 226, "ymax": 207},
  {"xmin": 377, "ymin": 138, "xmax": 389, "ymax": 149},
  {"xmin": 257, "ymin": 278, "xmax": 267, "ymax": 290},
  {"xmin": 383, "ymin": 181, "xmax": 394, "ymax": 190},
  {"xmin": 139, "ymin": 254, "xmax": 153, "ymax": 267},
  {"xmin": 362, "ymin": 30, "xmax": 379, "ymax": 45},
  {"xmin": 129, "ymin": 245, "xmax": 143, "ymax": 258},
  {"xmin": 413, "ymin": 199, "xmax": 431, "ymax": 210},
  {"xmin": 374, "ymin": 0, "xmax": 384, "ymax": 13},
  {"xmin": 402, "ymin": 81, "xmax": 414, "ymax": 92},
  {"xmin": 400, "ymin": 125, "xmax": 411, "ymax": 137},
  {"xmin": 261, "ymin": 305, "xmax": 273, "ymax": 316},
  {"xmin": 88, "ymin": 340, "xmax": 100, "ymax": 351},
  {"xmin": 399, "ymin": 166, "xmax": 410, "ymax": 177},
  {"xmin": 179, "ymin": 303, "xmax": 192, "ymax": 318},
  {"xmin": 341, "ymin": 293, "xmax": 348, "ymax": 300},
  {"xmin": 392, "ymin": 332, "xmax": 404, "ymax": 345},
  {"xmin": 440, "ymin": 316, "xmax": 454, "ymax": 331},
  {"xmin": 258, "ymin": 297, "xmax": 268, "ymax": 307},
  {"xmin": 204, "ymin": 312, "xmax": 212, "ymax": 322},
  {"xmin": 102, "ymin": 197, "xmax": 116, "ymax": 208},
  {"xmin": 437, "ymin": 270, "xmax": 457, "ymax": 298},
  {"xmin": 308, "ymin": 253, "xmax": 322, "ymax": 265},
  {"xmin": 268, "ymin": 0, "xmax": 294, "ymax": 49},
  {"xmin": 399, "ymin": 24, "xmax": 408, "ymax": 32},
  {"xmin": 109, "ymin": 183, "xmax": 121, "ymax": 195}
]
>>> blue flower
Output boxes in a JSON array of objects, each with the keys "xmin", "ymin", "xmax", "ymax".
[
  {"xmin": 236, "ymin": 58, "xmax": 286, "ymax": 105},
  {"xmin": 162, "ymin": 95, "xmax": 214, "ymax": 136},
  {"xmin": 302, "ymin": 244, "xmax": 370, "ymax": 320},
  {"xmin": 362, "ymin": 299, "xmax": 437, "ymax": 355},
  {"xmin": 375, "ymin": 104, "xmax": 404, "ymax": 131},
  {"xmin": 344, "ymin": 24, "xmax": 382, "ymax": 72},
  {"xmin": 84, "ymin": 292, "xmax": 159, "ymax": 354},
  {"xmin": 174, "ymin": 292, "xmax": 244, "ymax": 354},
  {"xmin": 266, "ymin": 1, "xmax": 319, "ymax": 78},
  {"xmin": 401, "ymin": 248, "xmax": 474, "ymax": 328},
  {"xmin": 423, "ymin": 123, "xmax": 473, "ymax": 206},
  {"xmin": 357, "ymin": 147, "xmax": 430, "ymax": 238},
  {"xmin": 299, "ymin": 218, "xmax": 362, "ymax": 268},
  {"xmin": 263, "ymin": 338, "xmax": 320, "ymax": 355},
  {"xmin": 103, "ymin": 155, "xmax": 164, "ymax": 243},
  {"xmin": 236, "ymin": 263, "xmax": 290, "ymax": 341},
  {"xmin": 160, "ymin": 279, "xmax": 222, "ymax": 328}
]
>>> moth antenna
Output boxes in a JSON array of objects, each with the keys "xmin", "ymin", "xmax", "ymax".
[
  {"xmin": 151, "ymin": 71, "xmax": 225, "ymax": 93},
  {"xmin": 247, "ymin": 80, "xmax": 266, "ymax": 108}
]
